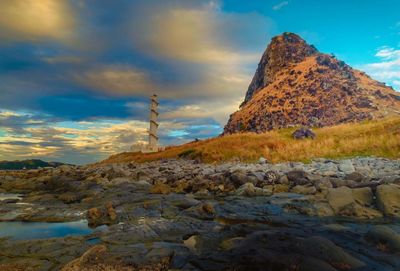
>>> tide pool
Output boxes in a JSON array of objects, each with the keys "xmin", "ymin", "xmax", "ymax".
[{"xmin": 0, "ymin": 220, "xmax": 101, "ymax": 240}]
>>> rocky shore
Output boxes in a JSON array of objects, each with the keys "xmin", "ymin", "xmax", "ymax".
[{"xmin": 0, "ymin": 157, "xmax": 399, "ymax": 270}]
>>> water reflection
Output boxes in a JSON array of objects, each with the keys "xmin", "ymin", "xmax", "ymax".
[{"xmin": 0, "ymin": 220, "xmax": 104, "ymax": 240}]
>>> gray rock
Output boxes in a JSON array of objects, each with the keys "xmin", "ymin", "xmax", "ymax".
[
  {"xmin": 292, "ymin": 127, "xmax": 316, "ymax": 139},
  {"xmin": 234, "ymin": 183, "xmax": 272, "ymax": 197},
  {"xmin": 258, "ymin": 157, "xmax": 268, "ymax": 164},
  {"xmin": 338, "ymin": 160, "xmax": 355, "ymax": 174},
  {"xmin": 345, "ymin": 171, "xmax": 368, "ymax": 182},
  {"xmin": 376, "ymin": 184, "xmax": 400, "ymax": 217},
  {"xmin": 286, "ymin": 170, "xmax": 309, "ymax": 186}
]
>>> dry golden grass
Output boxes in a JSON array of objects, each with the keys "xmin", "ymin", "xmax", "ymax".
[{"xmin": 102, "ymin": 117, "xmax": 400, "ymax": 164}]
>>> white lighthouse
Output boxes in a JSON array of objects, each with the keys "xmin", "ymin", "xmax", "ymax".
[
  {"xmin": 148, "ymin": 94, "xmax": 159, "ymax": 152},
  {"xmin": 130, "ymin": 94, "xmax": 162, "ymax": 153}
]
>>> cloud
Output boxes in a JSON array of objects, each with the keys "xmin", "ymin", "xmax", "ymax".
[
  {"xmin": 74, "ymin": 62, "xmax": 253, "ymax": 102},
  {"xmin": 129, "ymin": 2, "xmax": 273, "ymax": 64},
  {"xmin": 0, "ymin": 1, "xmax": 277, "ymax": 163},
  {"xmin": 0, "ymin": 109, "xmax": 225, "ymax": 164},
  {"xmin": 0, "ymin": 0, "xmax": 76, "ymax": 43},
  {"xmin": 0, "ymin": 110, "xmax": 150, "ymax": 164},
  {"xmin": 160, "ymin": 99, "xmax": 242, "ymax": 125},
  {"xmin": 359, "ymin": 46, "xmax": 400, "ymax": 91},
  {"xmin": 272, "ymin": 1, "xmax": 289, "ymax": 11},
  {"xmin": 375, "ymin": 47, "xmax": 400, "ymax": 60},
  {"xmin": 74, "ymin": 65, "xmax": 155, "ymax": 96}
]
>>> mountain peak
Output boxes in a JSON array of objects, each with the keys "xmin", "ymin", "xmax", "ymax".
[
  {"xmin": 243, "ymin": 33, "xmax": 318, "ymax": 105},
  {"xmin": 224, "ymin": 33, "xmax": 400, "ymax": 134}
]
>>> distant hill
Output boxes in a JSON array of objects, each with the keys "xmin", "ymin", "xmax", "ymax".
[
  {"xmin": 0, "ymin": 159, "xmax": 67, "ymax": 170},
  {"xmin": 223, "ymin": 32, "xmax": 400, "ymax": 134}
]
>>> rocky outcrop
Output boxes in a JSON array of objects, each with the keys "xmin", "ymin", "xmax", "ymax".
[
  {"xmin": 1, "ymin": 158, "xmax": 400, "ymax": 270},
  {"xmin": 242, "ymin": 32, "xmax": 318, "ymax": 105},
  {"xmin": 224, "ymin": 32, "xmax": 400, "ymax": 134}
]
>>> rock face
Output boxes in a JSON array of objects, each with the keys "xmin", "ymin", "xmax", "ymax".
[{"xmin": 224, "ymin": 32, "xmax": 400, "ymax": 134}]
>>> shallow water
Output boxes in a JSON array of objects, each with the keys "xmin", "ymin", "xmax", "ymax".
[
  {"xmin": 0, "ymin": 220, "xmax": 98, "ymax": 240},
  {"xmin": 0, "ymin": 193, "xmax": 22, "ymax": 201}
]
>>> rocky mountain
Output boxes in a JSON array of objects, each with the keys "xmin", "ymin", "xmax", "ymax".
[
  {"xmin": 224, "ymin": 32, "xmax": 400, "ymax": 134},
  {"xmin": 0, "ymin": 159, "xmax": 67, "ymax": 170}
]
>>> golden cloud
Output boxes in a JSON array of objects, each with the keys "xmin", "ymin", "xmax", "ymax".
[
  {"xmin": 130, "ymin": 6, "xmax": 264, "ymax": 65},
  {"xmin": 74, "ymin": 65, "xmax": 155, "ymax": 96},
  {"xmin": 0, "ymin": 0, "xmax": 76, "ymax": 43}
]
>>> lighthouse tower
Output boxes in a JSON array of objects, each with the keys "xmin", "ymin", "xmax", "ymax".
[{"xmin": 147, "ymin": 94, "xmax": 159, "ymax": 152}]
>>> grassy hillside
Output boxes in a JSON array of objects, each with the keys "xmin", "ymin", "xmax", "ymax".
[{"xmin": 102, "ymin": 117, "xmax": 400, "ymax": 164}]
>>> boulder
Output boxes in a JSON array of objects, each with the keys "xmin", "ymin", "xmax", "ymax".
[
  {"xmin": 327, "ymin": 186, "xmax": 354, "ymax": 213},
  {"xmin": 345, "ymin": 171, "xmax": 367, "ymax": 182},
  {"xmin": 229, "ymin": 170, "xmax": 252, "ymax": 187},
  {"xmin": 352, "ymin": 187, "xmax": 373, "ymax": 206},
  {"xmin": 258, "ymin": 157, "xmax": 268, "ymax": 164},
  {"xmin": 286, "ymin": 170, "xmax": 310, "ymax": 186},
  {"xmin": 234, "ymin": 183, "xmax": 272, "ymax": 197},
  {"xmin": 327, "ymin": 187, "xmax": 382, "ymax": 218},
  {"xmin": 338, "ymin": 160, "xmax": 355, "ymax": 174},
  {"xmin": 291, "ymin": 185, "xmax": 317, "ymax": 195},
  {"xmin": 376, "ymin": 184, "xmax": 400, "ymax": 217},
  {"xmin": 292, "ymin": 127, "xmax": 316, "ymax": 139}
]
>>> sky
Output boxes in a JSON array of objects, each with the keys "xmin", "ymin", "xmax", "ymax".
[{"xmin": 0, "ymin": 0, "xmax": 399, "ymax": 164}]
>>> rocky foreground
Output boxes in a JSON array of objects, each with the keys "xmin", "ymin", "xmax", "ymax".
[{"xmin": 0, "ymin": 157, "xmax": 400, "ymax": 270}]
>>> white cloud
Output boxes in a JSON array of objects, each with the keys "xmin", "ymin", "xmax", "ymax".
[
  {"xmin": 375, "ymin": 47, "xmax": 400, "ymax": 60},
  {"xmin": 272, "ymin": 1, "xmax": 289, "ymax": 11},
  {"xmin": 359, "ymin": 46, "xmax": 400, "ymax": 91}
]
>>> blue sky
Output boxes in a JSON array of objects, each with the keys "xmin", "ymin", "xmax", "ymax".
[{"xmin": 0, "ymin": 0, "xmax": 399, "ymax": 164}]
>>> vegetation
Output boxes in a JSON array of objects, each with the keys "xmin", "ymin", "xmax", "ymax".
[
  {"xmin": 102, "ymin": 117, "xmax": 400, "ymax": 164},
  {"xmin": 0, "ymin": 159, "xmax": 66, "ymax": 170}
]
